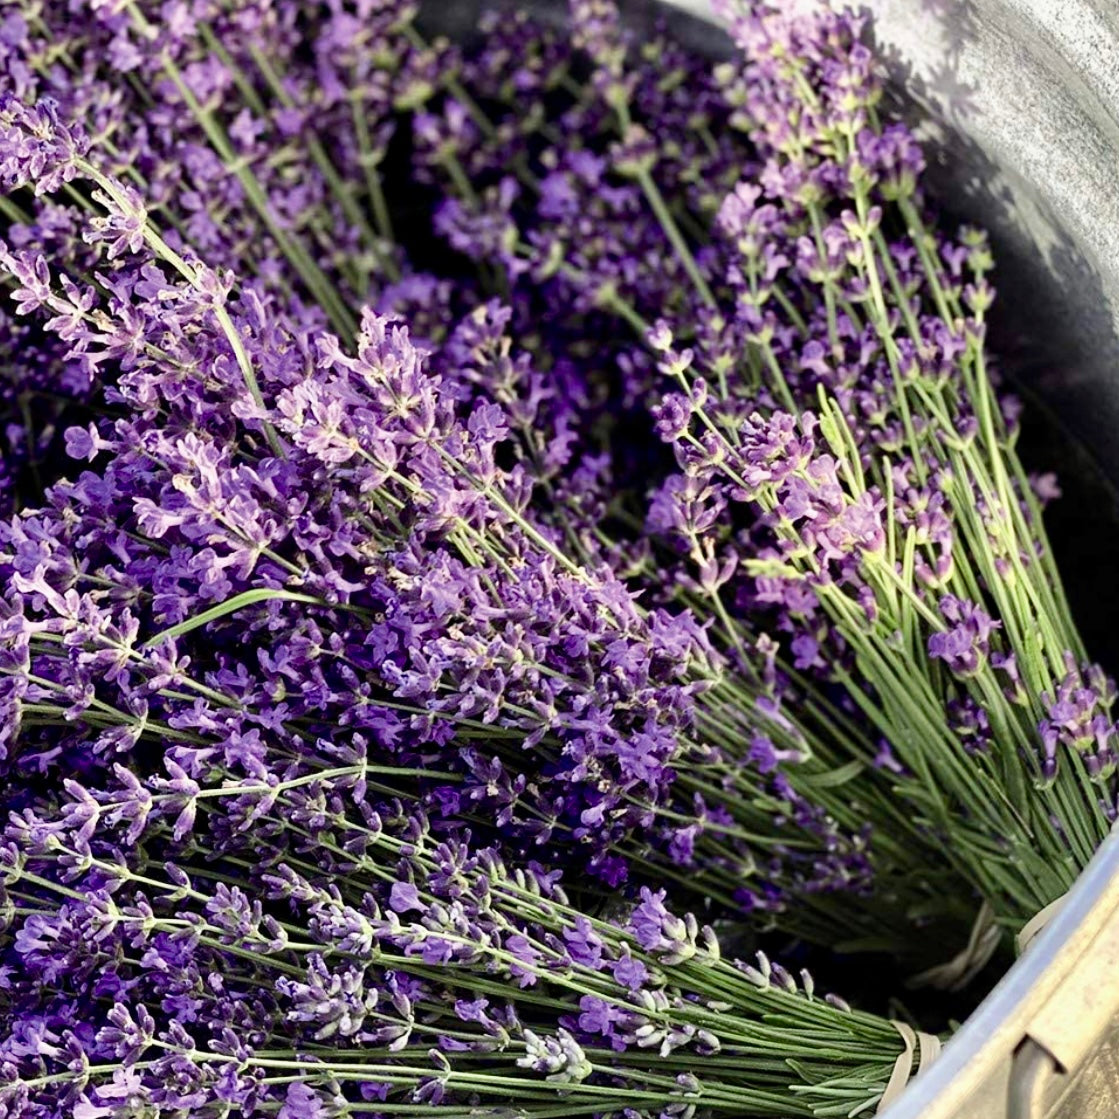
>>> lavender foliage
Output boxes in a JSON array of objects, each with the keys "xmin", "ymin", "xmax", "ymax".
[{"xmin": 0, "ymin": 0, "xmax": 1112, "ymax": 1115}]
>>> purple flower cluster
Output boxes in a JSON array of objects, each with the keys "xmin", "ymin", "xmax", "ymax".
[
  {"xmin": 1040, "ymin": 656, "xmax": 1118, "ymax": 783},
  {"xmin": 0, "ymin": 0, "xmax": 1112, "ymax": 1114},
  {"xmin": 1, "ymin": 766, "xmax": 910, "ymax": 1117},
  {"xmin": 416, "ymin": 1, "xmax": 1114, "ymax": 918},
  {"xmin": 1, "ymin": 274, "xmax": 699, "ymax": 861},
  {"xmin": 0, "ymin": 0, "xmax": 914, "ymax": 950},
  {"xmin": 928, "ymin": 595, "xmax": 999, "ymax": 678}
]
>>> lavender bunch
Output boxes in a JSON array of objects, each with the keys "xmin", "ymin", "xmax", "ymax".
[
  {"xmin": 644, "ymin": 0, "xmax": 1115, "ymax": 929},
  {"xmin": 0, "ymin": 125, "xmax": 938, "ymax": 1118},
  {"xmin": 430, "ymin": 0, "xmax": 1111, "ymax": 944},
  {"xmin": 0, "ymin": 5, "xmax": 979, "ymax": 963},
  {"xmin": 0, "ymin": 5, "xmax": 1111, "ymax": 1107},
  {"xmin": 3, "ymin": 769, "xmax": 924, "ymax": 1119},
  {"xmin": 12, "ymin": 0, "xmax": 1115, "ymax": 1111}
]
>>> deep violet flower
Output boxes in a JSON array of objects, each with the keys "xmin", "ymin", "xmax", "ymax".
[{"xmin": 0, "ymin": 0, "xmax": 1111, "ymax": 1116}]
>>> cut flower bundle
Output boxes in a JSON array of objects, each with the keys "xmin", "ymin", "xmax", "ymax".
[{"xmin": 0, "ymin": 1, "xmax": 1115, "ymax": 1117}]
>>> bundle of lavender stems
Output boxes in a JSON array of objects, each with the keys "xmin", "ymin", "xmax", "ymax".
[{"xmin": 0, "ymin": 0, "xmax": 1115, "ymax": 1116}]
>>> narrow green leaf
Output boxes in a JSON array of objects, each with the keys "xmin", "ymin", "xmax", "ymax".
[
  {"xmin": 801, "ymin": 760, "xmax": 866, "ymax": 789},
  {"xmin": 142, "ymin": 589, "xmax": 323, "ymax": 650}
]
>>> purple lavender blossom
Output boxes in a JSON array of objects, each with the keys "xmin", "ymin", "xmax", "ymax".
[
  {"xmin": 928, "ymin": 596, "xmax": 999, "ymax": 677},
  {"xmin": 0, "ymin": 5, "xmax": 1110, "ymax": 1116}
]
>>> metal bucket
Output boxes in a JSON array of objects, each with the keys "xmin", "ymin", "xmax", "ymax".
[
  {"xmin": 874, "ymin": 830, "xmax": 1119, "ymax": 1119},
  {"xmin": 425, "ymin": 2, "xmax": 1119, "ymax": 1114}
]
